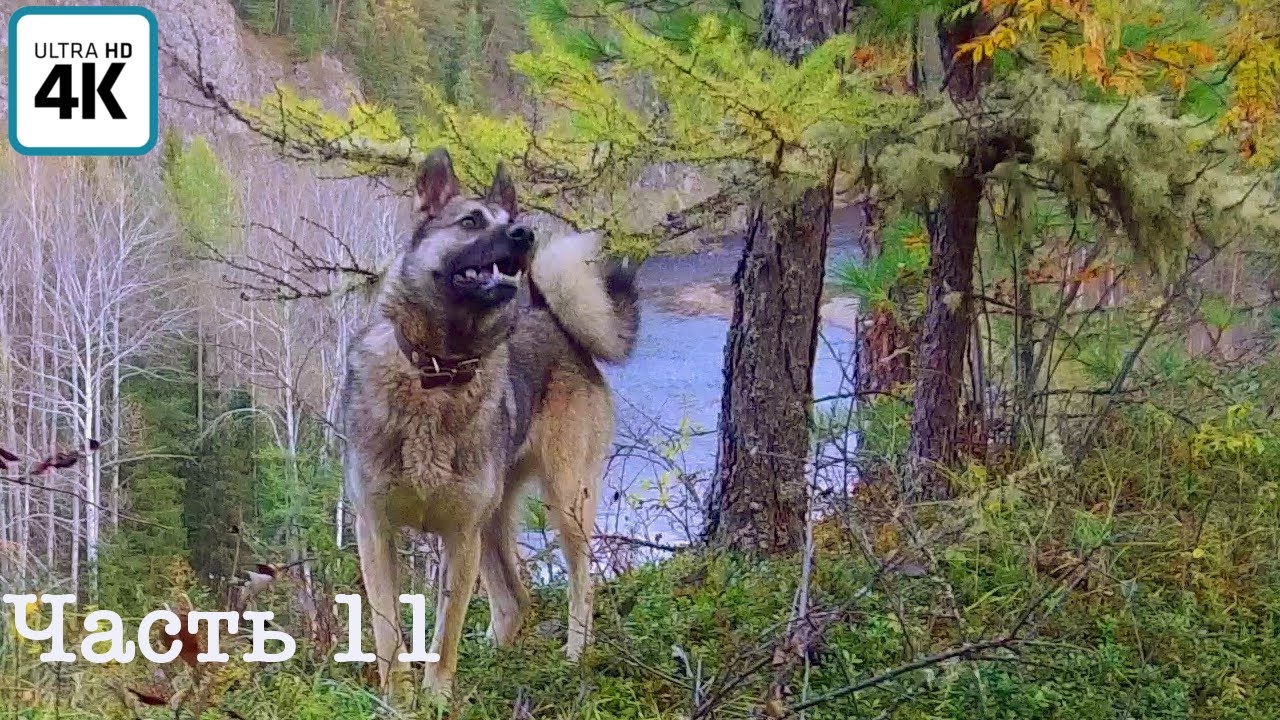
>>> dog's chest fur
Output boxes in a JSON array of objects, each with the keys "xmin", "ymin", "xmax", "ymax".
[{"xmin": 345, "ymin": 323, "xmax": 517, "ymax": 530}]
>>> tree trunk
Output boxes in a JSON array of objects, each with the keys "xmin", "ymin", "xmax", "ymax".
[
  {"xmin": 197, "ymin": 313, "xmax": 205, "ymax": 433},
  {"xmin": 906, "ymin": 170, "xmax": 981, "ymax": 499},
  {"xmin": 709, "ymin": 0, "xmax": 848, "ymax": 555},
  {"xmin": 853, "ymin": 197, "xmax": 912, "ymax": 397},
  {"xmin": 111, "ymin": 311, "xmax": 121, "ymax": 528},
  {"xmin": 759, "ymin": 0, "xmax": 848, "ymax": 63},
  {"xmin": 712, "ymin": 189, "xmax": 833, "ymax": 554},
  {"xmin": 904, "ymin": 13, "xmax": 992, "ymax": 500}
]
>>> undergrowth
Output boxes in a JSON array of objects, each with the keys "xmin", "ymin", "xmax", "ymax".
[{"xmin": 2, "ymin": 408, "xmax": 1278, "ymax": 719}]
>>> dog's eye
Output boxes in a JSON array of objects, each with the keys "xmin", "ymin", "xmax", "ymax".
[{"xmin": 459, "ymin": 212, "xmax": 482, "ymax": 230}]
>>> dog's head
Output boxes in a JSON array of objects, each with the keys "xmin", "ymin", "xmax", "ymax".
[
  {"xmin": 402, "ymin": 147, "xmax": 533, "ymax": 308},
  {"xmin": 394, "ymin": 148, "xmax": 534, "ymax": 357}
]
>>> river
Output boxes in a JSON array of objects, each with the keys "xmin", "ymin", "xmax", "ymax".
[{"xmin": 529, "ymin": 206, "xmax": 866, "ymax": 565}]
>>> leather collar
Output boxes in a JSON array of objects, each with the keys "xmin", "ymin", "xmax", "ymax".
[{"xmin": 393, "ymin": 326, "xmax": 481, "ymax": 389}]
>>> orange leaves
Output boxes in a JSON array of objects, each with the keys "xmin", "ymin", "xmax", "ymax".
[
  {"xmin": 157, "ymin": 611, "xmax": 205, "ymax": 671},
  {"xmin": 1082, "ymin": 42, "xmax": 1107, "ymax": 80},
  {"xmin": 958, "ymin": 21, "xmax": 1023, "ymax": 64},
  {"xmin": 958, "ymin": 1, "xmax": 1221, "ymax": 89},
  {"xmin": 1067, "ymin": 261, "xmax": 1110, "ymax": 284},
  {"xmin": 1184, "ymin": 40, "xmax": 1217, "ymax": 65},
  {"xmin": 1108, "ymin": 52, "xmax": 1147, "ymax": 94},
  {"xmin": 954, "ymin": 0, "xmax": 1278, "ymax": 164},
  {"xmin": 849, "ymin": 42, "xmax": 913, "ymax": 94},
  {"xmin": 956, "ymin": 0, "xmax": 1054, "ymax": 64},
  {"xmin": 1099, "ymin": 40, "xmax": 1219, "ymax": 95},
  {"xmin": 1221, "ymin": 7, "xmax": 1280, "ymax": 164},
  {"xmin": 902, "ymin": 230, "xmax": 929, "ymax": 254}
]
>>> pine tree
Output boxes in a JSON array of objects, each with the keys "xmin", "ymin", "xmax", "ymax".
[
  {"xmin": 705, "ymin": 0, "xmax": 856, "ymax": 555},
  {"xmin": 290, "ymin": 0, "xmax": 332, "ymax": 57},
  {"xmin": 894, "ymin": 1, "xmax": 1280, "ymax": 498},
  {"xmin": 97, "ymin": 377, "xmax": 195, "ymax": 618},
  {"xmin": 347, "ymin": 0, "xmax": 434, "ymax": 122},
  {"xmin": 452, "ymin": 3, "xmax": 486, "ymax": 111},
  {"xmin": 237, "ymin": 0, "xmax": 280, "ymax": 34},
  {"xmin": 186, "ymin": 389, "xmax": 258, "ymax": 589},
  {"xmin": 161, "ymin": 135, "xmax": 239, "ymax": 254}
]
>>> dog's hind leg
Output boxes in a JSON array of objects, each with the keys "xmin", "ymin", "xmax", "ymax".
[
  {"xmin": 481, "ymin": 472, "xmax": 532, "ymax": 647},
  {"xmin": 539, "ymin": 382, "xmax": 611, "ymax": 661},
  {"xmin": 424, "ymin": 524, "xmax": 483, "ymax": 696},
  {"xmin": 354, "ymin": 495, "xmax": 409, "ymax": 694}
]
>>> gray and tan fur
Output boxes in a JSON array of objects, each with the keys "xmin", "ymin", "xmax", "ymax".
[{"xmin": 342, "ymin": 148, "xmax": 639, "ymax": 695}]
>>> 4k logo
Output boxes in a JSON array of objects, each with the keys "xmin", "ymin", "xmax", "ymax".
[
  {"xmin": 8, "ymin": 7, "xmax": 158, "ymax": 156},
  {"xmin": 35, "ymin": 63, "xmax": 128, "ymax": 119}
]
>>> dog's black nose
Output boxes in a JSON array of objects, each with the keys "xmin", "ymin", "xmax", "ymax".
[{"xmin": 507, "ymin": 225, "xmax": 533, "ymax": 249}]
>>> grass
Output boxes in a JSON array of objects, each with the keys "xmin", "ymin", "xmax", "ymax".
[{"xmin": 2, "ymin": 409, "xmax": 1278, "ymax": 719}]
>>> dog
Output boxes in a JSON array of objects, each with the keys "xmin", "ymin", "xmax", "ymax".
[{"xmin": 342, "ymin": 147, "xmax": 639, "ymax": 695}]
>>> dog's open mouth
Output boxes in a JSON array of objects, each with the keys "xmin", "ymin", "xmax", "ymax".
[{"xmin": 451, "ymin": 255, "xmax": 522, "ymax": 291}]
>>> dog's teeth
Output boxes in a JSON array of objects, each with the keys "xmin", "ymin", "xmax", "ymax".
[
  {"xmin": 492, "ymin": 263, "xmax": 500, "ymax": 276},
  {"xmin": 465, "ymin": 268, "xmax": 478, "ymax": 279}
]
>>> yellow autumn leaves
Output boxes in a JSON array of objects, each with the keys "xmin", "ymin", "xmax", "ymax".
[{"xmin": 957, "ymin": 0, "xmax": 1278, "ymax": 165}]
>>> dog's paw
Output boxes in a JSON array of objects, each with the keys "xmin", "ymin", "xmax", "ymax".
[
  {"xmin": 485, "ymin": 612, "xmax": 524, "ymax": 647},
  {"xmin": 421, "ymin": 666, "xmax": 454, "ymax": 700},
  {"xmin": 382, "ymin": 665, "xmax": 416, "ymax": 705}
]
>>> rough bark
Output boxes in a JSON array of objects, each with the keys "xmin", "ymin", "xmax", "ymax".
[
  {"xmin": 912, "ymin": 8, "xmax": 945, "ymax": 93},
  {"xmin": 859, "ymin": 307, "xmax": 913, "ymax": 395},
  {"xmin": 710, "ymin": 0, "xmax": 848, "ymax": 554},
  {"xmin": 760, "ymin": 0, "xmax": 850, "ymax": 64},
  {"xmin": 904, "ymin": 13, "xmax": 992, "ymax": 500},
  {"xmin": 712, "ymin": 189, "xmax": 833, "ymax": 553},
  {"xmin": 905, "ymin": 170, "xmax": 982, "ymax": 499}
]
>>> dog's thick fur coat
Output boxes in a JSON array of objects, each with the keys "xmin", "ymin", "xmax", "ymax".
[{"xmin": 342, "ymin": 149, "xmax": 638, "ymax": 695}]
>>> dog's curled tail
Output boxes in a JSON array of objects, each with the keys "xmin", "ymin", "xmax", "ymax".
[{"xmin": 532, "ymin": 231, "xmax": 639, "ymax": 364}]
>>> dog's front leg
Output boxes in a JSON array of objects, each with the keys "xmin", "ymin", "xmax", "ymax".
[
  {"xmin": 423, "ymin": 526, "xmax": 482, "ymax": 697},
  {"xmin": 354, "ymin": 496, "xmax": 409, "ymax": 695}
]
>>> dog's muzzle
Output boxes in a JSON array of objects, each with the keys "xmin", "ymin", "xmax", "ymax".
[{"xmin": 447, "ymin": 225, "xmax": 533, "ymax": 307}]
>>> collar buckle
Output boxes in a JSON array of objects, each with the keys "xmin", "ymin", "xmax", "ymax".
[{"xmin": 394, "ymin": 328, "xmax": 481, "ymax": 389}]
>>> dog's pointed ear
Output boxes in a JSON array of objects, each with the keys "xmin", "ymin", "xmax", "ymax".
[
  {"xmin": 484, "ymin": 162, "xmax": 518, "ymax": 219},
  {"xmin": 416, "ymin": 148, "xmax": 460, "ymax": 217}
]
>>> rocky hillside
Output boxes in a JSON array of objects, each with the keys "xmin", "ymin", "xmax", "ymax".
[{"xmin": 1, "ymin": 0, "xmax": 360, "ymax": 142}]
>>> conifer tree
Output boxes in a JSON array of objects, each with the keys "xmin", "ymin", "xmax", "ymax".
[
  {"xmin": 452, "ymin": 3, "xmax": 486, "ymax": 111},
  {"xmin": 347, "ymin": 0, "xmax": 434, "ymax": 122},
  {"xmin": 290, "ymin": 0, "xmax": 332, "ymax": 58},
  {"xmin": 894, "ymin": 0, "xmax": 1280, "ymax": 498},
  {"xmin": 237, "ymin": 0, "xmax": 280, "ymax": 34},
  {"xmin": 707, "ymin": 0, "xmax": 852, "ymax": 555},
  {"xmin": 97, "ymin": 379, "xmax": 195, "ymax": 618}
]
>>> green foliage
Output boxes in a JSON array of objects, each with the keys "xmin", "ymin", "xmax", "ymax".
[
  {"xmin": 526, "ymin": 0, "xmax": 759, "ymax": 50},
  {"xmin": 832, "ymin": 214, "xmax": 928, "ymax": 311},
  {"xmin": 1200, "ymin": 295, "xmax": 1245, "ymax": 332},
  {"xmin": 159, "ymin": 132, "xmax": 239, "ymax": 254},
  {"xmin": 253, "ymin": 435, "xmax": 343, "ymax": 559},
  {"xmin": 185, "ymin": 389, "xmax": 258, "ymax": 586},
  {"xmin": 849, "ymin": 395, "xmax": 913, "ymax": 466},
  {"xmin": 235, "ymin": 0, "xmax": 279, "ymax": 34},
  {"xmin": 345, "ymin": 0, "xmax": 434, "ymax": 122},
  {"xmin": 13, "ymin": 409, "xmax": 1280, "ymax": 718},
  {"xmin": 521, "ymin": 495, "xmax": 549, "ymax": 533},
  {"xmin": 875, "ymin": 73, "xmax": 1279, "ymax": 283},
  {"xmin": 290, "ymin": 0, "xmax": 332, "ymax": 57},
  {"xmin": 97, "ymin": 375, "xmax": 196, "ymax": 617},
  {"xmin": 248, "ymin": 8, "xmax": 911, "ymax": 257},
  {"xmin": 451, "ymin": 3, "xmax": 486, "ymax": 111}
]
